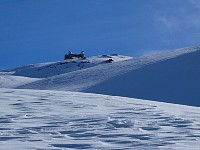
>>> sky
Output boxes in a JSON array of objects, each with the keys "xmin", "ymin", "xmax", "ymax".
[{"xmin": 1, "ymin": 0, "xmax": 200, "ymax": 69}]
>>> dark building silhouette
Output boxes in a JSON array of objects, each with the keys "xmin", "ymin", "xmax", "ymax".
[{"xmin": 64, "ymin": 51, "xmax": 85, "ymax": 60}]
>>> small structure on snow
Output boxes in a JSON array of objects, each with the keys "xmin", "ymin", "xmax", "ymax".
[{"xmin": 64, "ymin": 51, "xmax": 85, "ymax": 60}]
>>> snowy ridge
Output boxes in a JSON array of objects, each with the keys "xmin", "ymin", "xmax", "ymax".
[
  {"xmin": 2, "ymin": 55, "xmax": 131, "ymax": 78},
  {"xmin": 0, "ymin": 88, "xmax": 199, "ymax": 149},
  {"xmin": 17, "ymin": 46, "xmax": 200, "ymax": 92}
]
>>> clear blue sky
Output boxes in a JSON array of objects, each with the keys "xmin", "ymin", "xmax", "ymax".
[{"xmin": 1, "ymin": 0, "xmax": 200, "ymax": 69}]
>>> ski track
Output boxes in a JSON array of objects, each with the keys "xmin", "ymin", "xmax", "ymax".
[
  {"xmin": 17, "ymin": 46, "xmax": 200, "ymax": 91},
  {"xmin": 0, "ymin": 89, "xmax": 199, "ymax": 149}
]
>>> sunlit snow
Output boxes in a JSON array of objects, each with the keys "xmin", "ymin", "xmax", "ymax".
[
  {"xmin": 0, "ymin": 89, "xmax": 199, "ymax": 149},
  {"xmin": 0, "ymin": 47, "xmax": 200, "ymax": 149}
]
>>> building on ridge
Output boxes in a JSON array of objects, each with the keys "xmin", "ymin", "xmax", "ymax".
[{"xmin": 64, "ymin": 51, "xmax": 85, "ymax": 60}]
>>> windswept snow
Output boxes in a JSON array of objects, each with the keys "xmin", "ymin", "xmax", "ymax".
[{"xmin": 0, "ymin": 88, "xmax": 199, "ymax": 150}]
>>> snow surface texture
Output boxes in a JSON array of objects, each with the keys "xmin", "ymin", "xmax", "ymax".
[
  {"xmin": 0, "ymin": 88, "xmax": 199, "ymax": 150},
  {"xmin": 13, "ymin": 46, "xmax": 200, "ymax": 106}
]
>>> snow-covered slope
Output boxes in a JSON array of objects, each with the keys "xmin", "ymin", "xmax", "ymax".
[
  {"xmin": 0, "ymin": 47, "xmax": 200, "ymax": 149},
  {"xmin": 16, "ymin": 46, "xmax": 200, "ymax": 106},
  {"xmin": 0, "ymin": 88, "xmax": 199, "ymax": 150},
  {"xmin": 3, "ymin": 55, "xmax": 131, "ymax": 78},
  {"xmin": 0, "ymin": 72, "xmax": 40, "ymax": 88},
  {"xmin": 0, "ymin": 46, "xmax": 199, "ymax": 106},
  {"xmin": 85, "ymin": 48, "xmax": 200, "ymax": 106}
]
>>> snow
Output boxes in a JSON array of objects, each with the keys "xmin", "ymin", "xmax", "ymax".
[
  {"xmin": 2, "ymin": 55, "xmax": 132, "ymax": 78},
  {"xmin": 0, "ymin": 88, "xmax": 199, "ymax": 150},
  {"xmin": 85, "ymin": 48, "xmax": 200, "ymax": 106},
  {"xmin": 14, "ymin": 46, "xmax": 200, "ymax": 106},
  {"xmin": 0, "ymin": 72, "xmax": 40, "ymax": 88},
  {"xmin": 0, "ymin": 47, "xmax": 200, "ymax": 149}
]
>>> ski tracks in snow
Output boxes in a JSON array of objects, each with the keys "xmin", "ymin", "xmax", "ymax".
[{"xmin": 0, "ymin": 89, "xmax": 199, "ymax": 149}]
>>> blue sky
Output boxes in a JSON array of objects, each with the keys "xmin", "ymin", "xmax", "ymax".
[{"xmin": 1, "ymin": 0, "xmax": 200, "ymax": 69}]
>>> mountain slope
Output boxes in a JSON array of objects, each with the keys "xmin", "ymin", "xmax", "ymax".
[
  {"xmin": 1, "ymin": 46, "xmax": 199, "ymax": 106},
  {"xmin": 85, "ymin": 49, "xmax": 200, "ymax": 106},
  {"xmin": 18, "ymin": 47, "xmax": 198, "ymax": 90},
  {"xmin": 0, "ymin": 88, "xmax": 199, "ymax": 149},
  {"xmin": 3, "ymin": 55, "xmax": 131, "ymax": 78},
  {"xmin": 0, "ymin": 55, "xmax": 131, "ymax": 89},
  {"xmin": 17, "ymin": 47, "xmax": 200, "ymax": 106}
]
